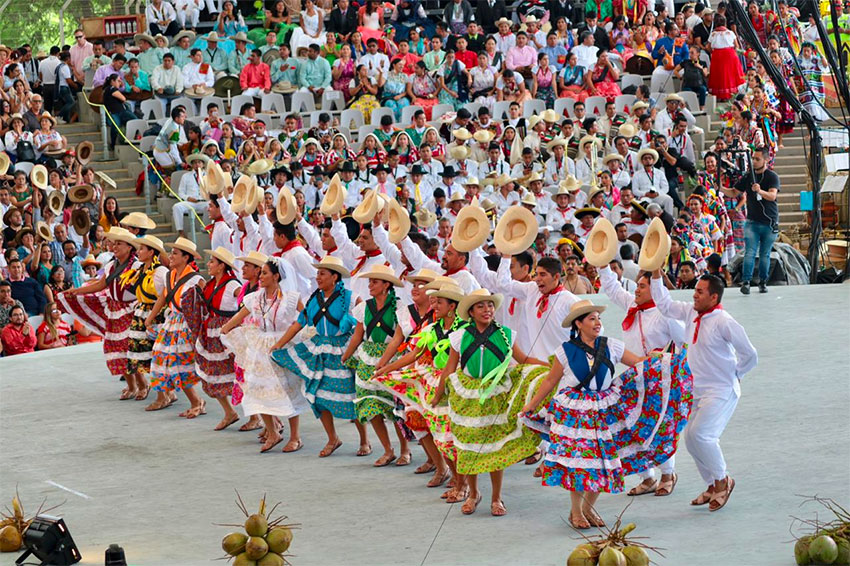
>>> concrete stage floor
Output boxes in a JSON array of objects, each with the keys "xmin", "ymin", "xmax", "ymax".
[{"xmin": 1, "ymin": 284, "xmax": 848, "ymax": 566}]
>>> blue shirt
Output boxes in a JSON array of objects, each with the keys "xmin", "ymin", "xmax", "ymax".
[
  {"xmin": 297, "ymin": 282, "xmax": 355, "ymax": 336},
  {"xmin": 540, "ymin": 44, "xmax": 568, "ymax": 72},
  {"xmin": 651, "ymin": 37, "xmax": 688, "ymax": 68}
]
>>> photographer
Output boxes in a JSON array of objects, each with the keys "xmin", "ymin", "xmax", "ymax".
[
  {"xmin": 721, "ymin": 147, "xmax": 779, "ymax": 294},
  {"xmin": 654, "ymin": 134, "xmax": 693, "ymax": 210}
]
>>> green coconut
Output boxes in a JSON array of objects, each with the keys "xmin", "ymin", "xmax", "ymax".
[
  {"xmin": 809, "ymin": 535, "xmax": 839, "ymax": 564},
  {"xmin": 835, "ymin": 537, "xmax": 850, "ymax": 565},
  {"xmin": 222, "ymin": 532, "xmax": 249, "ymax": 556},
  {"xmin": 245, "ymin": 536, "xmax": 269, "ymax": 561},
  {"xmin": 622, "ymin": 546, "xmax": 650, "ymax": 566},
  {"xmin": 0, "ymin": 526, "xmax": 23, "ymax": 552},
  {"xmin": 266, "ymin": 526, "xmax": 293, "ymax": 554},
  {"xmin": 257, "ymin": 552, "xmax": 285, "ymax": 566},
  {"xmin": 245, "ymin": 514, "xmax": 269, "ymax": 537},
  {"xmin": 232, "ymin": 552, "xmax": 257, "ymax": 566},
  {"xmin": 598, "ymin": 547, "xmax": 627, "ymax": 566},
  {"xmin": 795, "ymin": 536, "xmax": 812, "ymax": 566},
  {"xmin": 567, "ymin": 547, "xmax": 597, "ymax": 566}
]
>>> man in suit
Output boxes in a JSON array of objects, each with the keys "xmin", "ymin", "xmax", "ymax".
[
  {"xmin": 328, "ymin": 0, "xmax": 359, "ymax": 43},
  {"xmin": 548, "ymin": 0, "xmax": 577, "ymax": 26},
  {"xmin": 579, "ymin": 13, "xmax": 610, "ymax": 51},
  {"xmin": 477, "ymin": 0, "xmax": 507, "ymax": 34}
]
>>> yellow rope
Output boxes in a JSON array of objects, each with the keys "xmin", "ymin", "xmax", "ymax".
[{"xmin": 81, "ymin": 91, "xmax": 209, "ymax": 231}]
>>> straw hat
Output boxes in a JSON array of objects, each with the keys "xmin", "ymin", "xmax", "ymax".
[
  {"xmin": 70, "ymin": 210, "xmax": 92, "ymax": 236},
  {"xmin": 413, "ymin": 208, "xmax": 437, "ymax": 228},
  {"xmin": 168, "ymin": 236, "xmax": 201, "ymax": 259},
  {"xmin": 464, "ymin": 176, "xmax": 480, "ymax": 187},
  {"xmin": 458, "ymin": 289, "xmax": 503, "ymax": 320},
  {"xmin": 132, "ymin": 234, "xmax": 166, "ymax": 255},
  {"xmin": 204, "ymin": 159, "xmax": 230, "ymax": 195},
  {"xmin": 631, "ymin": 200, "xmax": 649, "ymax": 219},
  {"xmin": 104, "ymin": 226, "xmax": 135, "ymax": 245},
  {"xmin": 36, "ymin": 221, "xmax": 53, "ymax": 242},
  {"xmin": 473, "ymin": 129, "xmax": 494, "ymax": 144},
  {"xmin": 631, "ymin": 101, "xmax": 649, "ymax": 112},
  {"xmin": 206, "ymin": 246, "xmax": 238, "ymax": 270},
  {"xmin": 602, "ymin": 153, "xmax": 624, "ymax": 166},
  {"xmin": 638, "ymin": 217, "xmax": 671, "ymax": 271},
  {"xmin": 320, "ymin": 174, "xmax": 347, "ymax": 216},
  {"xmin": 230, "ymin": 31, "xmax": 250, "ymax": 43},
  {"xmin": 588, "ymin": 186, "xmax": 605, "ymax": 202},
  {"xmin": 555, "ymin": 175, "xmax": 582, "ymax": 196},
  {"xmin": 423, "ymin": 275, "xmax": 455, "ymax": 291},
  {"xmin": 203, "ymin": 31, "xmax": 221, "ymax": 43},
  {"xmin": 96, "ymin": 171, "xmax": 117, "ymax": 189},
  {"xmin": 121, "ymin": 211, "xmax": 157, "ymax": 230},
  {"xmin": 186, "ymin": 153, "xmax": 210, "ymax": 166},
  {"xmin": 449, "ymin": 145, "xmax": 470, "ymax": 161},
  {"xmin": 134, "ymin": 33, "xmax": 156, "ymax": 46},
  {"xmin": 353, "ymin": 189, "xmax": 385, "ymax": 224},
  {"xmin": 527, "ymin": 115, "xmax": 542, "ymax": 129},
  {"xmin": 38, "ymin": 112, "xmax": 57, "ymax": 126},
  {"xmin": 480, "ymin": 197, "xmax": 498, "ymax": 212},
  {"xmin": 447, "ymin": 191, "xmax": 466, "ymax": 205},
  {"xmin": 276, "ymin": 186, "xmax": 297, "ymax": 224},
  {"xmin": 313, "ymin": 255, "xmax": 350, "ymax": 278},
  {"xmin": 171, "ymin": 30, "xmax": 196, "ymax": 46},
  {"xmin": 451, "ymin": 197, "xmax": 490, "ymax": 252},
  {"xmin": 520, "ymin": 192, "xmax": 537, "ymax": 207},
  {"xmin": 406, "ymin": 268, "xmax": 439, "ymax": 284},
  {"xmin": 13, "ymin": 227, "xmax": 34, "ymax": 246},
  {"xmin": 523, "ymin": 171, "xmax": 543, "ymax": 187},
  {"xmin": 30, "ymin": 164, "xmax": 48, "ymax": 189},
  {"xmin": 618, "ymin": 123, "xmax": 638, "ymax": 138},
  {"xmin": 76, "ymin": 141, "xmax": 94, "ymax": 165},
  {"xmin": 494, "ymin": 206, "xmax": 539, "ymax": 255},
  {"xmin": 231, "ymin": 175, "xmax": 257, "ymax": 214},
  {"xmin": 579, "ymin": 134, "xmax": 600, "ymax": 150},
  {"xmin": 247, "ymin": 158, "xmax": 275, "ymax": 176},
  {"xmin": 238, "ymin": 250, "xmax": 269, "ymax": 268},
  {"xmin": 637, "ymin": 148, "xmax": 659, "ymax": 164},
  {"xmin": 546, "ymin": 136, "xmax": 568, "ymax": 151},
  {"xmin": 68, "ymin": 184, "xmax": 94, "ymax": 203},
  {"xmin": 387, "ymin": 198, "xmax": 411, "ymax": 244},
  {"xmin": 584, "ymin": 217, "xmax": 618, "ymax": 267},
  {"xmin": 80, "ymin": 254, "xmax": 102, "ymax": 269},
  {"xmin": 665, "ymin": 93, "xmax": 684, "ymax": 103},
  {"xmin": 426, "ymin": 281, "xmax": 465, "ymax": 303},
  {"xmin": 355, "ymin": 263, "xmax": 403, "ymax": 287},
  {"xmin": 185, "ymin": 84, "xmax": 215, "ymax": 98},
  {"xmin": 495, "ymin": 17, "xmax": 513, "ymax": 27},
  {"xmin": 453, "ymin": 128, "xmax": 473, "ymax": 141},
  {"xmin": 0, "ymin": 152, "xmax": 9, "ymax": 176},
  {"xmin": 46, "ymin": 190, "xmax": 64, "ymax": 216},
  {"xmin": 561, "ymin": 299, "xmax": 606, "ymax": 328}
]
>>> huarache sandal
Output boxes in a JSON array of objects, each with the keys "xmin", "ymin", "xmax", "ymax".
[
  {"xmin": 260, "ymin": 436, "xmax": 283, "ymax": 453},
  {"xmin": 282, "ymin": 439, "xmax": 303, "ymax": 453},
  {"xmin": 119, "ymin": 388, "xmax": 136, "ymax": 400},
  {"xmin": 691, "ymin": 486, "xmax": 715, "ymax": 506},
  {"xmin": 185, "ymin": 400, "xmax": 206, "ymax": 419},
  {"xmin": 239, "ymin": 419, "xmax": 263, "ymax": 432},
  {"xmin": 319, "ymin": 439, "xmax": 343, "ymax": 458},
  {"xmin": 533, "ymin": 463, "xmax": 544, "ymax": 478},
  {"xmin": 374, "ymin": 452, "xmax": 397, "ymax": 467},
  {"xmin": 461, "ymin": 493, "xmax": 482, "ymax": 515},
  {"xmin": 491, "ymin": 500, "xmax": 507, "ymax": 517},
  {"xmin": 524, "ymin": 449, "xmax": 542, "ymax": 465},
  {"xmin": 445, "ymin": 487, "xmax": 468, "ymax": 503},
  {"xmin": 709, "ymin": 477, "xmax": 735, "ymax": 512},
  {"xmin": 215, "ymin": 414, "xmax": 240, "ymax": 431},
  {"xmin": 427, "ymin": 469, "xmax": 451, "ymax": 488},
  {"xmin": 568, "ymin": 514, "xmax": 591, "ymax": 530},
  {"xmin": 655, "ymin": 473, "xmax": 678, "ymax": 497},
  {"xmin": 584, "ymin": 510, "xmax": 606, "ymax": 528},
  {"xmin": 134, "ymin": 386, "xmax": 150, "ymax": 401},
  {"xmin": 356, "ymin": 443, "xmax": 372, "ymax": 457},
  {"xmin": 628, "ymin": 478, "xmax": 659, "ymax": 496},
  {"xmin": 415, "ymin": 462, "xmax": 437, "ymax": 475},
  {"xmin": 395, "ymin": 452, "xmax": 412, "ymax": 466}
]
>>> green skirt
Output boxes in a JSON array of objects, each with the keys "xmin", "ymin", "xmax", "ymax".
[
  {"xmin": 448, "ymin": 363, "xmax": 552, "ymax": 475},
  {"xmin": 348, "ymin": 340, "xmax": 397, "ymax": 423}
]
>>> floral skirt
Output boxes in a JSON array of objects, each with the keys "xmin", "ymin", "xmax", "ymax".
[
  {"xmin": 448, "ymin": 363, "xmax": 551, "ymax": 475},
  {"xmin": 728, "ymin": 209, "xmax": 747, "ymax": 255},
  {"xmin": 150, "ymin": 309, "xmax": 199, "ymax": 392},
  {"xmin": 59, "ymin": 291, "xmax": 134, "ymax": 377},
  {"xmin": 349, "ymin": 94, "xmax": 380, "ymax": 125},
  {"xmin": 521, "ymin": 349, "xmax": 692, "ymax": 493},
  {"xmin": 127, "ymin": 302, "xmax": 163, "ymax": 374},
  {"xmin": 559, "ymin": 85, "xmax": 589, "ymax": 103},
  {"xmin": 271, "ymin": 331, "xmax": 356, "ymax": 420},
  {"xmin": 221, "ymin": 325, "xmax": 310, "ymax": 418},
  {"xmin": 348, "ymin": 340, "xmax": 396, "ymax": 423},
  {"xmin": 537, "ymin": 85, "xmax": 556, "ymax": 109}
]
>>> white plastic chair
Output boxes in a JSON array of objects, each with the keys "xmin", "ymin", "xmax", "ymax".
[
  {"xmin": 585, "ymin": 96, "xmax": 607, "ymax": 117},
  {"xmin": 290, "ymin": 91, "xmax": 316, "ymax": 114},
  {"xmin": 554, "ymin": 97, "xmax": 575, "ymax": 119},
  {"xmin": 200, "ymin": 95, "xmax": 225, "ymax": 115},
  {"xmin": 340, "ymin": 108, "xmax": 365, "ymax": 131},
  {"xmin": 523, "ymin": 99, "xmax": 545, "ymax": 117},
  {"xmin": 401, "ymin": 104, "xmax": 423, "ymax": 124},
  {"xmin": 336, "ymin": 125, "xmax": 351, "ymax": 141},
  {"xmin": 430, "ymin": 103, "xmax": 454, "ymax": 120},
  {"xmin": 14, "ymin": 161, "xmax": 34, "ymax": 176},
  {"xmin": 140, "ymin": 99, "xmax": 163, "ymax": 121},
  {"xmin": 261, "ymin": 92, "xmax": 286, "ymax": 114},
  {"xmin": 614, "ymin": 94, "xmax": 636, "ymax": 114},
  {"xmin": 138, "ymin": 136, "xmax": 156, "ymax": 153},
  {"xmin": 370, "ymin": 107, "xmax": 395, "ymax": 126},
  {"xmin": 651, "ymin": 92, "xmax": 666, "ymax": 108},
  {"xmin": 620, "ymin": 73, "xmax": 644, "ymax": 92},
  {"xmin": 463, "ymin": 101, "xmax": 483, "ymax": 117},
  {"xmin": 677, "ymin": 91, "xmax": 704, "ymax": 114},
  {"xmin": 171, "ymin": 96, "xmax": 196, "ymax": 116},
  {"xmin": 356, "ymin": 124, "xmax": 376, "ymax": 142},
  {"xmin": 492, "ymin": 100, "xmax": 513, "ymax": 121},
  {"xmin": 321, "ymin": 90, "xmax": 345, "ymax": 112},
  {"xmin": 229, "ymin": 94, "xmax": 255, "ymax": 114},
  {"xmin": 125, "ymin": 119, "xmax": 148, "ymax": 141}
]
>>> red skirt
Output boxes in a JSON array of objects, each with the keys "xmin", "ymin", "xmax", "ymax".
[
  {"xmin": 709, "ymin": 48, "xmax": 744, "ymax": 100},
  {"xmin": 59, "ymin": 291, "xmax": 134, "ymax": 377}
]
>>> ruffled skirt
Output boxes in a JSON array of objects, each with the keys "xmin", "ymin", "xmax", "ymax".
[
  {"xmin": 709, "ymin": 48, "xmax": 745, "ymax": 99},
  {"xmin": 59, "ymin": 291, "xmax": 134, "ymax": 377},
  {"xmin": 348, "ymin": 340, "xmax": 396, "ymax": 423},
  {"xmin": 150, "ymin": 309, "xmax": 199, "ymax": 392},
  {"xmin": 127, "ymin": 302, "xmax": 163, "ymax": 374},
  {"xmin": 521, "ymin": 349, "xmax": 692, "ymax": 493}
]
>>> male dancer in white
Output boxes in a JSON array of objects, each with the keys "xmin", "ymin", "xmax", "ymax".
[
  {"xmin": 598, "ymin": 266, "xmax": 685, "ymax": 496},
  {"xmin": 650, "ymin": 270, "xmax": 758, "ymax": 511}
]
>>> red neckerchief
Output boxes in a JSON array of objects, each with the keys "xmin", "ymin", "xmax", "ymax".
[
  {"xmin": 622, "ymin": 300, "xmax": 656, "ymax": 331},
  {"xmin": 205, "ymin": 218, "xmax": 225, "ymax": 232},
  {"xmin": 535, "ymin": 285, "xmax": 563, "ymax": 318},
  {"xmin": 326, "ymin": 245, "xmax": 338, "ymax": 254},
  {"xmin": 693, "ymin": 304, "xmax": 723, "ymax": 343},
  {"xmin": 443, "ymin": 266, "xmax": 467, "ymax": 277},
  {"xmin": 279, "ymin": 239, "xmax": 303, "ymax": 254},
  {"xmin": 508, "ymin": 297, "xmax": 518, "ymax": 315},
  {"xmin": 350, "ymin": 248, "xmax": 381, "ymax": 276}
]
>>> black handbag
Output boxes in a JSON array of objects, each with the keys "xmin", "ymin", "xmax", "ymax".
[{"xmin": 16, "ymin": 140, "xmax": 36, "ymax": 162}]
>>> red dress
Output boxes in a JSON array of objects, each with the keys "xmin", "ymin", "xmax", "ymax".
[{"xmin": 708, "ymin": 28, "xmax": 744, "ymax": 100}]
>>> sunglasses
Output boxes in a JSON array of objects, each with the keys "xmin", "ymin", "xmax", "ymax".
[{"xmin": 75, "ymin": 36, "xmax": 83, "ymax": 39}]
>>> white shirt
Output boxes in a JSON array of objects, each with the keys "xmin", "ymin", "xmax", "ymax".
[
  {"xmin": 400, "ymin": 237, "xmax": 480, "ymax": 294},
  {"xmin": 554, "ymin": 336, "xmax": 624, "ymax": 391},
  {"xmin": 331, "ymin": 219, "xmax": 386, "ymax": 305},
  {"xmin": 651, "ymin": 278, "xmax": 758, "ymax": 398},
  {"xmin": 38, "ymin": 56, "xmax": 61, "ymax": 85},
  {"xmin": 490, "ymin": 190, "xmax": 520, "ymax": 215},
  {"xmin": 543, "ymin": 155, "xmax": 576, "ymax": 186},
  {"xmin": 413, "ymin": 159, "xmax": 444, "ymax": 186},
  {"xmin": 146, "ymin": 1, "xmax": 177, "ymax": 29},
  {"xmin": 655, "ymin": 107, "xmax": 696, "ymax": 133},
  {"xmin": 182, "ymin": 61, "xmax": 215, "ymax": 88},
  {"xmin": 467, "ymin": 251, "xmax": 529, "ymax": 350},
  {"xmin": 178, "ymin": 169, "xmax": 204, "ymax": 201},
  {"xmin": 360, "ymin": 52, "xmax": 390, "ymax": 78},
  {"xmin": 631, "ymin": 166, "xmax": 669, "ymax": 199}
]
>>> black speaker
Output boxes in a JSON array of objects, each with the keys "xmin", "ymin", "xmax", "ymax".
[{"xmin": 15, "ymin": 515, "xmax": 81, "ymax": 566}]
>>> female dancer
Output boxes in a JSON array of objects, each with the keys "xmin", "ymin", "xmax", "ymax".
[
  {"xmin": 222, "ymin": 259, "xmax": 309, "ymax": 452},
  {"xmin": 60, "ymin": 227, "xmax": 138, "ymax": 398},
  {"xmin": 145, "ymin": 238, "xmax": 205, "ymax": 417},
  {"xmin": 521, "ymin": 300, "xmax": 692, "ymax": 528},
  {"xmin": 342, "ymin": 264, "xmax": 411, "ymax": 467},
  {"xmin": 271, "ymin": 256, "xmax": 361, "ymax": 458},
  {"xmin": 708, "ymin": 15, "xmax": 745, "ymax": 101},
  {"xmin": 183, "ymin": 247, "xmax": 242, "ymax": 431},
  {"xmin": 433, "ymin": 289, "xmax": 549, "ymax": 516},
  {"xmin": 125, "ymin": 235, "xmax": 168, "ymax": 402}
]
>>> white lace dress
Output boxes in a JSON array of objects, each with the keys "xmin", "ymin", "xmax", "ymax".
[{"xmin": 290, "ymin": 9, "xmax": 327, "ymax": 55}]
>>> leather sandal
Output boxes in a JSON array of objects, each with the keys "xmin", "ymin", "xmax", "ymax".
[
  {"xmin": 415, "ymin": 462, "xmax": 436, "ymax": 475},
  {"xmin": 119, "ymin": 388, "xmax": 136, "ymax": 400},
  {"xmin": 260, "ymin": 436, "xmax": 283, "ymax": 453},
  {"xmin": 461, "ymin": 493, "xmax": 482, "ymax": 515},
  {"xmin": 709, "ymin": 477, "xmax": 735, "ymax": 512},
  {"xmin": 373, "ymin": 452, "xmax": 397, "ymax": 467},
  {"xmin": 426, "ymin": 469, "xmax": 451, "ymax": 488},
  {"xmin": 215, "ymin": 414, "xmax": 240, "ymax": 431},
  {"xmin": 395, "ymin": 452, "xmax": 412, "ymax": 466},
  {"xmin": 533, "ymin": 463, "xmax": 544, "ymax": 478},
  {"xmin": 628, "ymin": 478, "xmax": 659, "ymax": 496},
  {"xmin": 491, "ymin": 500, "xmax": 507, "ymax": 517},
  {"xmin": 584, "ymin": 510, "xmax": 606, "ymax": 528},
  {"xmin": 282, "ymin": 439, "xmax": 303, "ymax": 453},
  {"xmin": 319, "ymin": 439, "xmax": 343, "ymax": 458},
  {"xmin": 691, "ymin": 486, "xmax": 715, "ymax": 506},
  {"xmin": 134, "ymin": 386, "xmax": 150, "ymax": 401},
  {"xmin": 655, "ymin": 473, "xmax": 678, "ymax": 497},
  {"xmin": 524, "ymin": 448, "xmax": 542, "ymax": 465},
  {"xmin": 356, "ymin": 443, "xmax": 372, "ymax": 457},
  {"xmin": 568, "ymin": 514, "xmax": 591, "ymax": 530},
  {"xmin": 445, "ymin": 487, "xmax": 468, "ymax": 503}
]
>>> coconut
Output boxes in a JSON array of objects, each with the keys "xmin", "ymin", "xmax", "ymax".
[
  {"xmin": 0, "ymin": 526, "xmax": 23, "ymax": 552},
  {"xmin": 232, "ymin": 552, "xmax": 257, "ymax": 566},
  {"xmin": 810, "ymin": 535, "xmax": 839, "ymax": 564},
  {"xmin": 245, "ymin": 514, "xmax": 269, "ymax": 537},
  {"xmin": 266, "ymin": 526, "xmax": 293, "ymax": 554},
  {"xmin": 257, "ymin": 552, "xmax": 285, "ymax": 566},
  {"xmin": 245, "ymin": 536, "xmax": 269, "ymax": 561},
  {"xmin": 622, "ymin": 546, "xmax": 650, "ymax": 566},
  {"xmin": 835, "ymin": 537, "xmax": 850, "ymax": 565},
  {"xmin": 795, "ymin": 536, "xmax": 812, "ymax": 566},
  {"xmin": 567, "ymin": 548, "xmax": 596, "ymax": 566},
  {"xmin": 598, "ymin": 547, "xmax": 627, "ymax": 566},
  {"xmin": 222, "ymin": 532, "xmax": 248, "ymax": 556}
]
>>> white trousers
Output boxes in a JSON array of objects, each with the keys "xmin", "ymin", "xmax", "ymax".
[
  {"xmin": 638, "ymin": 455, "xmax": 676, "ymax": 480},
  {"xmin": 172, "ymin": 200, "xmax": 208, "ymax": 231},
  {"xmin": 650, "ymin": 67, "xmax": 676, "ymax": 94},
  {"xmin": 153, "ymin": 146, "xmax": 182, "ymax": 168},
  {"xmin": 242, "ymin": 87, "xmax": 266, "ymax": 97},
  {"xmin": 176, "ymin": 6, "xmax": 200, "ymax": 28},
  {"xmin": 684, "ymin": 389, "xmax": 739, "ymax": 485}
]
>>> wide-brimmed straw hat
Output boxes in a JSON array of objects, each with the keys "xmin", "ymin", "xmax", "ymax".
[
  {"xmin": 231, "ymin": 175, "xmax": 260, "ymax": 214},
  {"xmin": 561, "ymin": 299, "xmax": 606, "ymax": 328},
  {"xmin": 618, "ymin": 123, "xmax": 638, "ymax": 138},
  {"xmin": 638, "ymin": 217, "xmax": 671, "ymax": 271},
  {"xmin": 426, "ymin": 281, "xmax": 465, "ymax": 303},
  {"xmin": 168, "ymin": 236, "xmax": 201, "ymax": 259},
  {"xmin": 451, "ymin": 196, "xmax": 490, "ymax": 252},
  {"xmin": 68, "ymin": 184, "xmax": 94, "ymax": 203},
  {"xmin": 104, "ymin": 226, "xmax": 135, "ymax": 245},
  {"xmin": 313, "ymin": 255, "xmax": 350, "ymax": 278},
  {"xmin": 247, "ymin": 158, "xmax": 275, "ymax": 176},
  {"xmin": 602, "ymin": 153, "xmax": 624, "ymax": 166},
  {"xmin": 36, "ymin": 221, "xmax": 53, "ymax": 242},
  {"xmin": 71, "ymin": 210, "xmax": 92, "ymax": 236},
  {"xmin": 574, "ymin": 207, "xmax": 602, "ymax": 220},
  {"xmin": 355, "ymin": 263, "xmax": 403, "ymax": 287},
  {"xmin": 320, "ymin": 174, "xmax": 347, "ymax": 216},
  {"xmin": 449, "ymin": 145, "xmax": 470, "ymax": 161},
  {"xmin": 205, "ymin": 246, "xmax": 238, "ymax": 270},
  {"xmin": 458, "ymin": 289, "xmax": 503, "ymax": 320},
  {"xmin": 494, "ymin": 206, "xmax": 538, "ymax": 255},
  {"xmin": 204, "ymin": 159, "xmax": 230, "ymax": 195},
  {"xmin": 171, "ymin": 30, "xmax": 196, "ymax": 46},
  {"xmin": 96, "ymin": 171, "xmax": 117, "ymax": 189},
  {"xmin": 387, "ymin": 198, "xmax": 411, "ymax": 244},
  {"xmin": 546, "ymin": 136, "xmax": 568, "ymax": 151},
  {"xmin": 637, "ymin": 148, "xmax": 659, "ymax": 164},
  {"xmin": 238, "ymin": 250, "xmax": 269, "ymax": 268},
  {"xmin": 584, "ymin": 217, "xmax": 618, "ymax": 267},
  {"xmin": 473, "ymin": 130, "xmax": 494, "ymax": 144},
  {"xmin": 414, "ymin": 208, "xmax": 437, "ymax": 228},
  {"xmin": 76, "ymin": 141, "xmax": 94, "ymax": 165},
  {"xmin": 541, "ymin": 109, "xmax": 559, "ymax": 123},
  {"xmin": 13, "ymin": 227, "xmax": 34, "ymax": 246},
  {"xmin": 134, "ymin": 33, "xmax": 156, "ymax": 46},
  {"xmin": 276, "ymin": 186, "xmax": 297, "ymax": 224},
  {"xmin": 46, "ymin": 190, "xmax": 64, "ymax": 216},
  {"xmin": 131, "ymin": 234, "xmax": 166, "ymax": 255},
  {"xmin": 121, "ymin": 211, "xmax": 157, "ymax": 230},
  {"xmin": 0, "ymin": 152, "xmax": 10, "ymax": 176},
  {"xmin": 406, "ymin": 268, "xmax": 439, "ymax": 284},
  {"xmin": 453, "ymin": 128, "xmax": 473, "ymax": 141},
  {"xmin": 30, "ymin": 164, "xmax": 48, "ymax": 189},
  {"xmin": 80, "ymin": 254, "xmax": 102, "ymax": 269},
  {"xmin": 38, "ymin": 112, "xmax": 57, "ymax": 126},
  {"xmin": 353, "ymin": 189, "xmax": 385, "ymax": 224}
]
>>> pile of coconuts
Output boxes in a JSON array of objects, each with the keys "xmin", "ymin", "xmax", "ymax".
[
  {"xmin": 567, "ymin": 509, "xmax": 660, "ymax": 566},
  {"xmin": 792, "ymin": 497, "xmax": 850, "ymax": 566},
  {"xmin": 1, "ymin": 491, "xmax": 62, "ymax": 553},
  {"xmin": 220, "ymin": 493, "xmax": 296, "ymax": 566}
]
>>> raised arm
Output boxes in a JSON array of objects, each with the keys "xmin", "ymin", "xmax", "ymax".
[
  {"xmin": 599, "ymin": 264, "xmax": 635, "ymax": 311},
  {"xmin": 371, "ymin": 223, "xmax": 404, "ymax": 270},
  {"xmin": 400, "ymin": 235, "xmax": 441, "ymax": 272},
  {"xmin": 297, "ymin": 216, "xmax": 323, "ymax": 255},
  {"xmin": 650, "ymin": 269, "xmax": 693, "ymax": 322}
]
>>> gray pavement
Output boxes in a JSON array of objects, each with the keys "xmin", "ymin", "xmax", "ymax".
[{"xmin": 1, "ymin": 284, "xmax": 849, "ymax": 566}]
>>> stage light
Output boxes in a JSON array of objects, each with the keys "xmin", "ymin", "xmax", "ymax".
[
  {"xmin": 104, "ymin": 543, "xmax": 127, "ymax": 566},
  {"xmin": 15, "ymin": 514, "xmax": 81, "ymax": 566}
]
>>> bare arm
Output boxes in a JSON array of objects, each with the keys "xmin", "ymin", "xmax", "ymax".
[
  {"xmin": 374, "ymin": 325, "xmax": 404, "ymax": 370},
  {"xmin": 144, "ymin": 293, "xmax": 168, "ymax": 329},
  {"xmin": 341, "ymin": 322, "xmax": 365, "ymax": 363},
  {"xmin": 221, "ymin": 306, "xmax": 250, "ymax": 334},
  {"xmin": 431, "ymin": 347, "xmax": 459, "ymax": 405},
  {"xmin": 512, "ymin": 343, "xmax": 547, "ymax": 366},
  {"xmin": 271, "ymin": 319, "xmax": 303, "ymax": 350},
  {"xmin": 522, "ymin": 358, "xmax": 563, "ymax": 412}
]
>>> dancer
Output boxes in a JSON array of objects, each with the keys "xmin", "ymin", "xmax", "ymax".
[
  {"xmin": 221, "ymin": 259, "xmax": 310, "ymax": 452},
  {"xmin": 521, "ymin": 299, "xmax": 692, "ymax": 528},
  {"xmin": 433, "ymin": 289, "xmax": 549, "ymax": 517},
  {"xmin": 270, "ymin": 256, "xmax": 362, "ymax": 457},
  {"xmin": 184, "ymin": 247, "xmax": 242, "ymax": 431},
  {"xmin": 60, "ymin": 227, "xmax": 138, "ymax": 398},
  {"xmin": 125, "ymin": 235, "xmax": 169, "ymax": 401},
  {"xmin": 342, "ymin": 264, "xmax": 411, "ymax": 467},
  {"xmin": 232, "ymin": 250, "xmax": 265, "ymax": 432},
  {"xmin": 145, "ymin": 238, "xmax": 206, "ymax": 417},
  {"xmin": 650, "ymin": 270, "xmax": 757, "ymax": 511}
]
